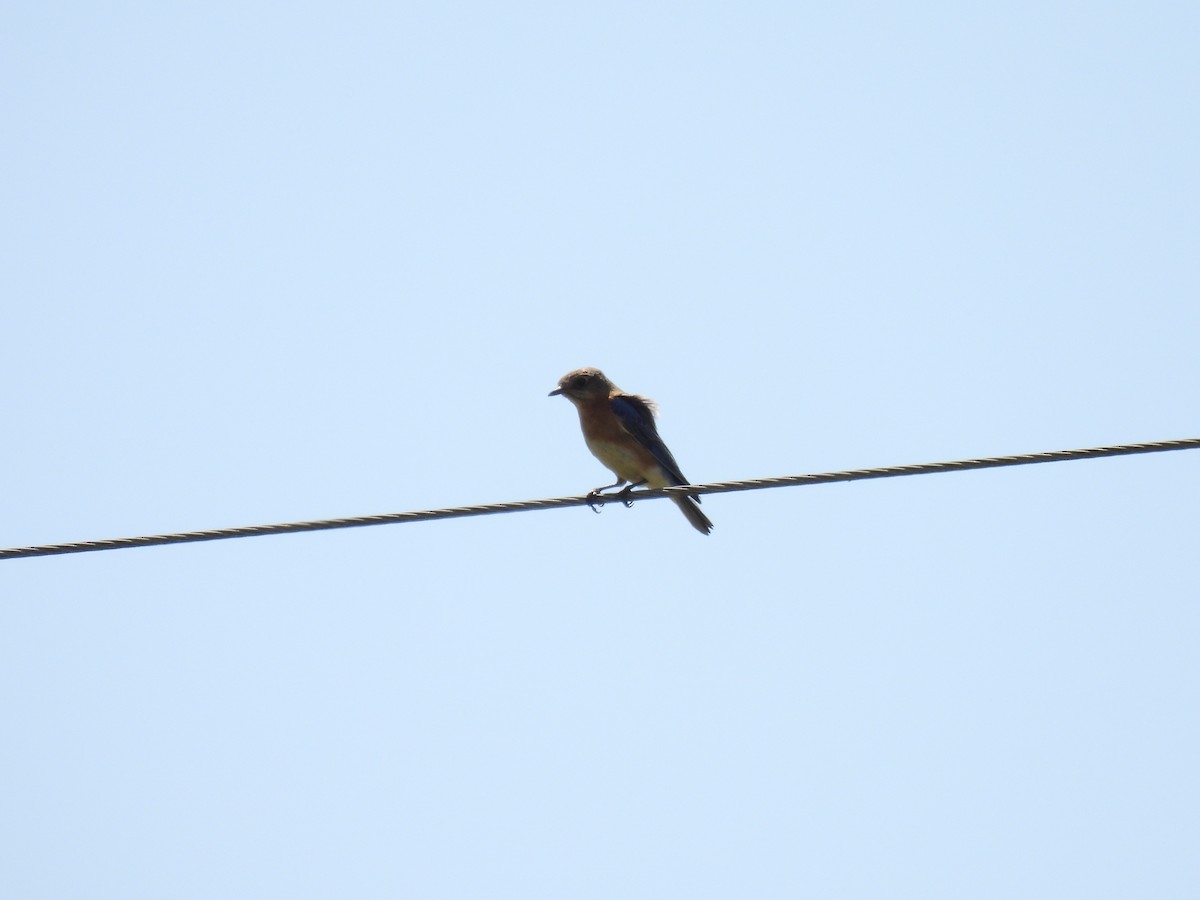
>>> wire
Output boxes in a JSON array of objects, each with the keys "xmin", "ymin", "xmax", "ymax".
[{"xmin": 2, "ymin": 437, "xmax": 1197, "ymax": 561}]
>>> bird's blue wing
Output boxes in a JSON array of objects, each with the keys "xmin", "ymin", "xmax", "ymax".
[{"xmin": 610, "ymin": 394, "xmax": 690, "ymax": 487}]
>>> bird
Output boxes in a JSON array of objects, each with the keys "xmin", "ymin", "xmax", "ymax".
[{"xmin": 549, "ymin": 368, "xmax": 713, "ymax": 535}]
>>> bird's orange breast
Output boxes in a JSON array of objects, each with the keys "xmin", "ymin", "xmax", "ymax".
[{"xmin": 576, "ymin": 399, "xmax": 665, "ymax": 484}]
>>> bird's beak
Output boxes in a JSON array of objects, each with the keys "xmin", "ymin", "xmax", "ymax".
[{"xmin": 548, "ymin": 387, "xmax": 563, "ymax": 397}]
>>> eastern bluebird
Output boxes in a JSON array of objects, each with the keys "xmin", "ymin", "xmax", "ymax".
[{"xmin": 549, "ymin": 368, "xmax": 713, "ymax": 535}]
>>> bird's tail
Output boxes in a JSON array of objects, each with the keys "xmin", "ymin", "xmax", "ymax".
[{"xmin": 672, "ymin": 494, "xmax": 713, "ymax": 535}]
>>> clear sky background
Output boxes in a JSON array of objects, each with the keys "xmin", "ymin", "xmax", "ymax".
[{"xmin": 2, "ymin": 3, "xmax": 1198, "ymax": 898}]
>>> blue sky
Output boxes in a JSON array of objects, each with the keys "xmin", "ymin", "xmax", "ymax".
[{"xmin": 2, "ymin": 3, "xmax": 1198, "ymax": 897}]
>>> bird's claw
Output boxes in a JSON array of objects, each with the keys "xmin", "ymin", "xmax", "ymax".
[{"xmin": 586, "ymin": 481, "xmax": 641, "ymax": 513}]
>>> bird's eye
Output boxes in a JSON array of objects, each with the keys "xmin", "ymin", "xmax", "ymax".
[{"xmin": 571, "ymin": 376, "xmax": 587, "ymax": 389}]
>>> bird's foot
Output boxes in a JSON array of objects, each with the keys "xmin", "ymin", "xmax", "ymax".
[{"xmin": 585, "ymin": 480, "xmax": 642, "ymax": 513}]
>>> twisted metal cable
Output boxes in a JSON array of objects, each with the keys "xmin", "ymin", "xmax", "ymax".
[{"xmin": 2, "ymin": 437, "xmax": 1197, "ymax": 561}]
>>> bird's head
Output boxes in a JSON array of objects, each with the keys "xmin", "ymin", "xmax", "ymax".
[{"xmin": 548, "ymin": 368, "xmax": 614, "ymax": 402}]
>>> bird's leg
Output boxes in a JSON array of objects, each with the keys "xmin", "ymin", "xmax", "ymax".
[
  {"xmin": 616, "ymin": 480, "xmax": 647, "ymax": 508},
  {"xmin": 586, "ymin": 478, "xmax": 627, "ymax": 513}
]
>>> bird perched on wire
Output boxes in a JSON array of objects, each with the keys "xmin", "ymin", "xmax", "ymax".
[{"xmin": 549, "ymin": 368, "xmax": 713, "ymax": 535}]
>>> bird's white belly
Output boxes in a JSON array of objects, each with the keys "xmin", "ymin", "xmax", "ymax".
[
  {"xmin": 585, "ymin": 437, "xmax": 670, "ymax": 486},
  {"xmin": 585, "ymin": 438, "xmax": 645, "ymax": 482}
]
